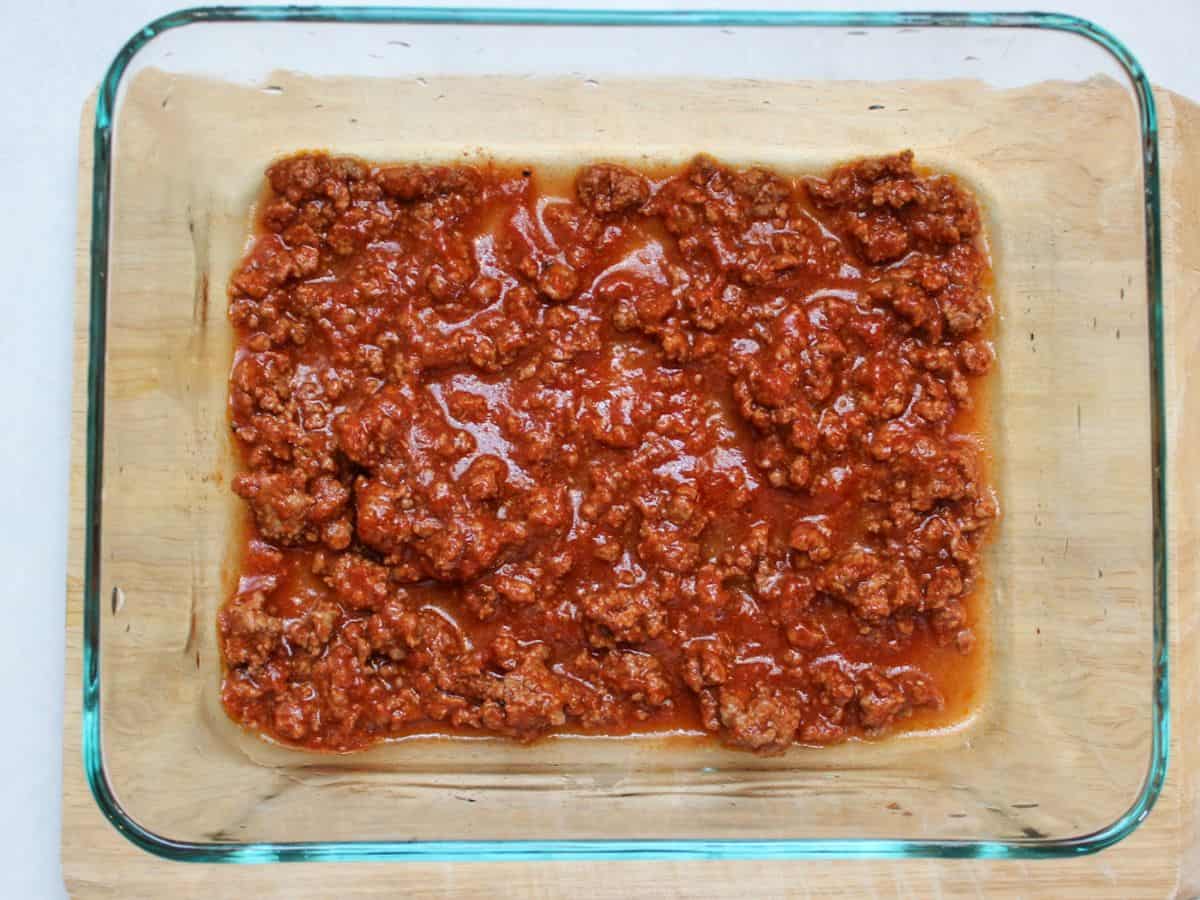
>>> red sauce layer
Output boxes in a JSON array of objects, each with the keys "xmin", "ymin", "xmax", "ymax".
[{"xmin": 220, "ymin": 151, "xmax": 997, "ymax": 754}]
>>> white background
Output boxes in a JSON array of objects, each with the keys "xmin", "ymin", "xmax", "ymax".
[{"xmin": 1, "ymin": 0, "xmax": 1195, "ymax": 895}]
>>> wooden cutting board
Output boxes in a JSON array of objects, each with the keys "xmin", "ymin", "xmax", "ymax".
[{"xmin": 61, "ymin": 87, "xmax": 1200, "ymax": 898}]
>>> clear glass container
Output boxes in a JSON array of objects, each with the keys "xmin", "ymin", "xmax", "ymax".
[{"xmin": 84, "ymin": 7, "xmax": 1166, "ymax": 862}]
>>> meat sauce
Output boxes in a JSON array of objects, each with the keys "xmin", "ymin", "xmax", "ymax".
[{"xmin": 220, "ymin": 151, "xmax": 998, "ymax": 754}]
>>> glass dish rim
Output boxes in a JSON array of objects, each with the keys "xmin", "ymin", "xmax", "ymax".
[{"xmin": 82, "ymin": 5, "xmax": 1169, "ymax": 864}]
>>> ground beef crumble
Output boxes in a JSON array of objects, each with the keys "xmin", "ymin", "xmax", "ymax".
[{"xmin": 220, "ymin": 151, "xmax": 997, "ymax": 754}]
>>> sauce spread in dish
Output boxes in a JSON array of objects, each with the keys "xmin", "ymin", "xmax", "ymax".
[{"xmin": 220, "ymin": 151, "xmax": 997, "ymax": 754}]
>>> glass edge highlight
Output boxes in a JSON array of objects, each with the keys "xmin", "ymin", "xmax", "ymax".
[{"xmin": 82, "ymin": 5, "xmax": 1169, "ymax": 863}]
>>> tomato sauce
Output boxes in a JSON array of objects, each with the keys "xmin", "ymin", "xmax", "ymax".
[{"xmin": 220, "ymin": 151, "xmax": 997, "ymax": 754}]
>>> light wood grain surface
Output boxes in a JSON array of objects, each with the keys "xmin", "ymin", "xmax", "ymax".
[{"xmin": 62, "ymin": 88, "xmax": 1200, "ymax": 897}]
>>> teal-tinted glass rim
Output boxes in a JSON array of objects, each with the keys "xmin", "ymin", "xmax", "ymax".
[{"xmin": 84, "ymin": 6, "xmax": 1168, "ymax": 863}]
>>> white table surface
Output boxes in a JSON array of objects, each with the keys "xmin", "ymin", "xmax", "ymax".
[{"xmin": 2, "ymin": 0, "xmax": 1195, "ymax": 895}]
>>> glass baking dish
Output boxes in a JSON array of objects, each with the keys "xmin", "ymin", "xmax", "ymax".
[{"xmin": 83, "ymin": 7, "xmax": 1166, "ymax": 862}]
